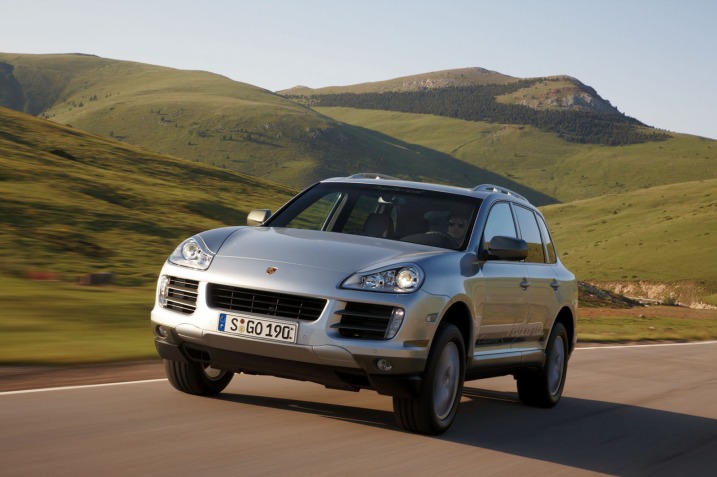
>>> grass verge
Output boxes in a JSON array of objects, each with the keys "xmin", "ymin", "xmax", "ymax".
[
  {"xmin": 0, "ymin": 275, "xmax": 156, "ymax": 364},
  {"xmin": 578, "ymin": 306, "xmax": 717, "ymax": 343}
]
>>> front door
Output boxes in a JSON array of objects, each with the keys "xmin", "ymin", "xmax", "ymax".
[{"xmin": 473, "ymin": 202, "xmax": 528, "ymax": 350}]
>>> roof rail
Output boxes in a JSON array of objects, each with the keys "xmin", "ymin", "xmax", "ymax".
[
  {"xmin": 473, "ymin": 184, "xmax": 529, "ymax": 203},
  {"xmin": 348, "ymin": 173, "xmax": 400, "ymax": 180}
]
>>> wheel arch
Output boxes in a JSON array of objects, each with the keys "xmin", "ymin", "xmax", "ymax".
[
  {"xmin": 555, "ymin": 306, "xmax": 576, "ymax": 354},
  {"xmin": 438, "ymin": 300, "xmax": 473, "ymax": 360}
]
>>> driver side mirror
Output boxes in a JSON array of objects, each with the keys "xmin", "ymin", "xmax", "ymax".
[
  {"xmin": 481, "ymin": 235, "xmax": 529, "ymax": 261},
  {"xmin": 247, "ymin": 209, "xmax": 272, "ymax": 226}
]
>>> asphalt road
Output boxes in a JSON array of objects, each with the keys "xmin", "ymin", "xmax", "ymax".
[{"xmin": 2, "ymin": 342, "xmax": 716, "ymax": 476}]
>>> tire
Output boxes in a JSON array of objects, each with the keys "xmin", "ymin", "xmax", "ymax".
[
  {"xmin": 516, "ymin": 322, "xmax": 568, "ymax": 407},
  {"xmin": 393, "ymin": 323, "xmax": 465, "ymax": 435},
  {"xmin": 164, "ymin": 359, "xmax": 234, "ymax": 396}
]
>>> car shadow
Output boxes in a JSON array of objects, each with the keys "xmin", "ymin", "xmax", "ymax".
[
  {"xmin": 214, "ymin": 391, "xmax": 396, "ymax": 431},
  {"xmin": 450, "ymin": 386, "xmax": 716, "ymax": 475},
  {"xmin": 215, "ymin": 385, "xmax": 717, "ymax": 475}
]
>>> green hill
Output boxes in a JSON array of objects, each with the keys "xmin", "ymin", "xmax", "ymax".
[
  {"xmin": 314, "ymin": 108, "xmax": 717, "ymax": 203},
  {"xmin": 0, "ymin": 52, "xmax": 333, "ymax": 187},
  {"xmin": 0, "ymin": 106, "xmax": 295, "ymax": 285},
  {"xmin": 0, "ymin": 54, "xmax": 690, "ymax": 193},
  {"xmin": 0, "ymin": 53, "xmax": 525, "ymax": 190},
  {"xmin": 543, "ymin": 180, "xmax": 717, "ymax": 305}
]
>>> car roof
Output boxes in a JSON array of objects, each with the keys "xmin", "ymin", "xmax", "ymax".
[{"xmin": 322, "ymin": 173, "xmax": 531, "ymax": 205}]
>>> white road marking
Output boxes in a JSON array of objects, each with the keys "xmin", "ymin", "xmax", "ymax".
[
  {"xmin": 577, "ymin": 340, "xmax": 717, "ymax": 350},
  {"xmin": 0, "ymin": 378, "xmax": 167, "ymax": 396}
]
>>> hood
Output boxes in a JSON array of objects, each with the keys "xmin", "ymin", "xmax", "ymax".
[{"xmin": 215, "ymin": 226, "xmax": 441, "ymax": 273}]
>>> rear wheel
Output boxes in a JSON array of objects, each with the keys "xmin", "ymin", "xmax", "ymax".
[
  {"xmin": 516, "ymin": 322, "xmax": 568, "ymax": 407},
  {"xmin": 393, "ymin": 323, "xmax": 465, "ymax": 435},
  {"xmin": 164, "ymin": 359, "xmax": 233, "ymax": 396}
]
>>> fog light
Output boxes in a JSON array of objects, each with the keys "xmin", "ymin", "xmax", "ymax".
[
  {"xmin": 156, "ymin": 325, "xmax": 170, "ymax": 339},
  {"xmin": 376, "ymin": 359, "xmax": 393, "ymax": 372}
]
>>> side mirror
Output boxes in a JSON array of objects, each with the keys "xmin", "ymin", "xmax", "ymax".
[
  {"xmin": 247, "ymin": 209, "xmax": 272, "ymax": 226},
  {"xmin": 482, "ymin": 236, "xmax": 528, "ymax": 261}
]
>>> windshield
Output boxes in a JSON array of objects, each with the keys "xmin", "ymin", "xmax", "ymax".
[{"xmin": 266, "ymin": 183, "xmax": 481, "ymax": 250}]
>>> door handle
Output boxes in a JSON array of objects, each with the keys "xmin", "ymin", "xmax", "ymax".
[
  {"xmin": 551, "ymin": 280, "xmax": 561, "ymax": 291},
  {"xmin": 520, "ymin": 279, "xmax": 531, "ymax": 290}
]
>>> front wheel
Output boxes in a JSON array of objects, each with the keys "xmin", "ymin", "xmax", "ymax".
[
  {"xmin": 393, "ymin": 323, "xmax": 465, "ymax": 435},
  {"xmin": 164, "ymin": 359, "xmax": 234, "ymax": 396},
  {"xmin": 516, "ymin": 322, "xmax": 568, "ymax": 407}
]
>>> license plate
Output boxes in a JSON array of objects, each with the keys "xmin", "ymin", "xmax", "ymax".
[{"xmin": 218, "ymin": 313, "xmax": 298, "ymax": 343}]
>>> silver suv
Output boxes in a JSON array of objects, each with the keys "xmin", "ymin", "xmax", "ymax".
[{"xmin": 151, "ymin": 174, "xmax": 577, "ymax": 434}]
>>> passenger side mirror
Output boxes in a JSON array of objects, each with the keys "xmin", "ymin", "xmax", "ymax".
[
  {"xmin": 247, "ymin": 209, "xmax": 272, "ymax": 226},
  {"xmin": 482, "ymin": 236, "xmax": 529, "ymax": 261}
]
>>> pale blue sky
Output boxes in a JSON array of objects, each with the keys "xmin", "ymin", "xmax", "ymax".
[{"xmin": 2, "ymin": 0, "xmax": 715, "ymax": 139}]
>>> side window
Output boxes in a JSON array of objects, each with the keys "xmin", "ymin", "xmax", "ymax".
[
  {"xmin": 483, "ymin": 202, "xmax": 517, "ymax": 249},
  {"xmin": 537, "ymin": 215, "xmax": 557, "ymax": 264},
  {"xmin": 514, "ymin": 206, "xmax": 546, "ymax": 264}
]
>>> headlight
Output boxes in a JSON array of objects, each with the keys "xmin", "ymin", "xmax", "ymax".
[
  {"xmin": 168, "ymin": 236, "xmax": 214, "ymax": 270},
  {"xmin": 342, "ymin": 265, "xmax": 424, "ymax": 293}
]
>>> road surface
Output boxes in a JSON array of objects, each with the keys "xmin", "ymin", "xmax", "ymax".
[{"xmin": 2, "ymin": 342, "xmax": 716, "ymax": 476}]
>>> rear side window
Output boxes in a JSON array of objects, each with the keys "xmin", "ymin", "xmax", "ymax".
[
  {"xmin": 537, "ymin": 215, "xmax": 557, "ymax": 264},
  {"xmin": 514, "ymin": 205, "xmax": 546, "ymax": 264}
]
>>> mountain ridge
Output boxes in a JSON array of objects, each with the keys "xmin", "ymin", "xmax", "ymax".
[
  {"xmin": 280, "ymin": 68, "xmax": 622, "ymax": 116},
  {"xmin": 280, "ymin": 67, "xmax": 518, "ymax": 94}
]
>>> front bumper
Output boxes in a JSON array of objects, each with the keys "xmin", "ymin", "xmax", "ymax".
[{"xmin": 151, "ymin": 266, "xmax": 450, "ymax": 397}]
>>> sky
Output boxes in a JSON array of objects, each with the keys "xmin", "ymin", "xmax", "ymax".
[{"xmin": 1, "ymin": 0, "xmax": 715, "ymax": 139}]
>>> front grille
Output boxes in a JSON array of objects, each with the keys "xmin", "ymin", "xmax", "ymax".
[
  {"xmin": 207, "ymin": 284, "xmax": 326, "ymax": 321},
  {"xmin": 332, "ymin": 302, "xmax": 395, "ymax": 340},
  {"xmin": 165, "ymin": 277, "xmax": 199, "ymax": 314}
]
